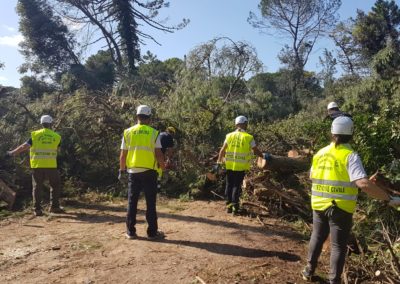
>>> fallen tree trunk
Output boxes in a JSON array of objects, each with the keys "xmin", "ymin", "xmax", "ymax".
[
  {"xmin": 370, "ymin": 171, "xmax": 400, "ymax": 196},
  {"xmin": 0, "ymin": 178, "xmax": 16, "ymax": 210},
  {"xmin": 257, "ymin": 155, "xmax": 310, "ymax": 174}
]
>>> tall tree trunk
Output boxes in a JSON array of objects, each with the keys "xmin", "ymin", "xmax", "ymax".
[{"xmin": 113, "ymin": 0, "xmax": 140, "ymax": 76}]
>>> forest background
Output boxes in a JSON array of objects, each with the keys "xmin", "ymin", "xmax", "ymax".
[{"xmin": 0, "ymin": 0, "xmax": 400, "ymax": 282}]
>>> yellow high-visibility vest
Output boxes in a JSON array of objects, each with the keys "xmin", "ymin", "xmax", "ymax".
[
  {"xmin": 311, "ymin": 143, "xmax": 358, "ymax": 213},
  {"xmin": 124, "ymin": 124, "xmax": 158, "ymax": 170},
  {"xmin": 30, "ymin": 128, "xmax": 61, "ymax": 169},
  {"xmin": 224, "ymin": 131, "xmax": 253, "ymax": 171}
]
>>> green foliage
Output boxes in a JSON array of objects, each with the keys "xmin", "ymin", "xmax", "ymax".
[
  {"xmin": 318, "ymin": 49, "xmax": 337, "ymax": 88},
  {"xmin": 247, "ymin": 73, "xmax": 279, "ymax": 94},
  {"xmin": 17, "ymin": 0, "xmax": 79, "ymax": 75},
  {"xmin": 370, "ymin": 39, "xmax": 400, "ymax": 79},
  {"xmin": 353, "ymin": 0, "xmax": 400, "ymax": 60},
  {"xmin": 331, "ymin": 20, "xmax": 367, "ymax": 76},
  {"xmin": 113, "ymin": 0, "xmax": 140, "ymax": 75},
  {"xmin": 53, "ymin": 0, "xmax": 188, "ymax": 77},
  {"xmin": 248, "ymin": 69, "xmax": 322, "ymax": 113},
  {"xmin": 253, "ymin": 110, "xmax": 330, "ymax": 154},
  {"xmin": 60, "ymin": 51, "xmax": 116, "ymax": 93},
  {"xmin": 4, "ymin": 3, "xmax": 400, "ymax": 279},
  {"xmin": 381, "ymin": 159, "xmax": 400, "ymax": 183},
  {"xmin": 85, "ymin": 50, "xmax": 116, "ymax": 88},
  {"xmin": 137, "ymin": 53, "xmax": 184, "ymax": 97},
  {"xmin": 249, "ymin": 0, "xmax": 341, "ymax": 72},
  {"xmin": 20, "ymin": 76, "xmax": 55, "ymax": 99}
]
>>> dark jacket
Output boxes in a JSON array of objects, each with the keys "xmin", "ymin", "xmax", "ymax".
[{"xmin": 325, "ymin": 110, "xmax": 353, "ymax": 121}]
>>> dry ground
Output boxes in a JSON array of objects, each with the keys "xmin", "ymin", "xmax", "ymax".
[{"xmin": 0, "ymin": 198, "xmax": 327, "ymax": 284}]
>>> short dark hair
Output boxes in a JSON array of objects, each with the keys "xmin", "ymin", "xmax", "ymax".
[
  {"xmin": 137, "ymin": 114, "xmax": 150, "ymax": 120},
  {"xmin": 41, "ymin": 123, "xmax": 52, "ymax": 128},
  {"xmin": 332, "ymin": 134, "xmax": 352, "ymax": 146},
  {"xmin": 329, "ymin": 107, "xmax": 340, "ymax": 111}
]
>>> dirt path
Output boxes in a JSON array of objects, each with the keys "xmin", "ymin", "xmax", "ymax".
[{"xmin": 0, "ymin": 198, "xmax": 312, "ymax": 284}]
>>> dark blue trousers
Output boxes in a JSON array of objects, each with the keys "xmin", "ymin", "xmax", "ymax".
[
  {"xmin": 225, "ymin": 170, "xmax": 245, "ymax": 208},
  {"xmin": 126, "ymin": 170, "xmax": 158, "ymax": 237}
]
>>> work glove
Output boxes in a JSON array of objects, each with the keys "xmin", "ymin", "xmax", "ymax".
[
  {"xmin": 118, "ymin": 169, "xmax": 126, "ymax": 181},
  {"xmin": 389, "ymin": 196, "xmax": 400, "ymax": 210},
  {"xmin": 212, "ymin": 163, "xmax": 221, "ymax": 173},
  {"xmin": 263, "ymin": 152, "xmax": 272, "ymax": 161}
]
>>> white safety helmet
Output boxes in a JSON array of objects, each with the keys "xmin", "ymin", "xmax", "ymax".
[
  {"xmin": 136, "ymin": 105, "xmax": 151, "ymax": 116},
  {"xmin": 331, "ymin": 116, "xmax": 353, "ymax": 135},
  {"xmin": 235, "ymin": 115, "xmax": 248, "ymax": 125},
  {"xmin": 40, "ymin": 115, "xmax": 53, "ymax": 124},
  {"xmin": 327, "ymin": 102, "xmax": 339, "ymax": 110}
]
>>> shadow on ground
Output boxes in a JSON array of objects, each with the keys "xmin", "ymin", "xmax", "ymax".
[
  {"xmin": 163, "ymin": 239, "xmax": 301, "ymax": 260},
  {"xmin": 126, "ymin": 235, "xmax": 301, "ymax": 260},
  {"xmin": 57, "ymin": 200, "xmax": 303, "ymax": 240}
]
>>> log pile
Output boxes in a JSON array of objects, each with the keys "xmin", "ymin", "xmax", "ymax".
[
  {"xmin": 241, "ymin": 152, "xmax": 312, "ymax": 218},
  {"xmin": 256, "ymin": 154, "xmax": 310, "ymax": 174},
  {"xmin": 202, "ymin": 150, "xmax": 313, "ymax": 217},
  {"xmin": 242, "ymin": 171, "xmax": 311, "ymax": 218}
]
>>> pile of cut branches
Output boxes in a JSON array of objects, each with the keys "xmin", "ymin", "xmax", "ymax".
[{"xmin": 240, "ymin": 152, "xmax": 312, "ymax": 219}]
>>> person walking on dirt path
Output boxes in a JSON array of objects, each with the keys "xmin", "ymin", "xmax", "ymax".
[
  {"xmin": 216, "ymin": 115, "xmax": 268, "ymax": 215},
  {"xmin": 6, "ymin": 115, "xmax": 63, "ymax": 216},
  {"xmin": 302, "ymin": 116, "xmax": 400, "ymax": 284},
  {"xmin": 119, "ymin": 105, "xmax": 166, "ymax": 240},
  {"xmin": 325, "ymin": 102, "xmax": 352, "ymax": 121}
]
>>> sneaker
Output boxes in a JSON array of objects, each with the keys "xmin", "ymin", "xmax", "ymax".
[
  {"xmin": 49, "ymin": 207, "xmax": 65, "ymax": 214},
  {"xmin": 301, "ymin": 266, "xmax": 314, "ymax": 281},
  {"xmin": 232, "ymin": 205, "xmax": 239, "ymax": 215},
  {"xmin": 125, "ymin": 233, "xmax": 137, "ymax": 240},
  {"xmin": 34, "ymin": 209, "xmax": 43, "ymax": 216},
  {"xmin": 148, "ymin": 231, "xmax": 165, "ymax": 240},
  {"xmin": 226, "ymin": 203, "xmax": 233, "ymax": 213}
]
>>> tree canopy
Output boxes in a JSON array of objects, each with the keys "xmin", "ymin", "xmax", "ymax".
[
  {"xmin": 17, "ymin": 0, "xmax": 80, "ymax": 75},
  {"xmin": 248, "ymin": 0, "xmax": 341, "ymax": 72}
]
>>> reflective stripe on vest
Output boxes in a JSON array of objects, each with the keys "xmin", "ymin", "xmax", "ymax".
[
  {"xmin": 311, "ymin": 190, "xmax": 357, "ymax": 201},
  {"xmin": 311, "ymin": 178, "xmax": 354, "ymax": 188},
  {"xmin": 126, "ymin": 146, "xmax": 153, "ymax": 152},
  {"xmin": 224, "ymin": 131, "xmax": 253, "ymax": 171},
  {"xmin": 31, "ymin": 156, "xmax": 57, "ymax": 160},
  {"xmin": 124, "ymin": 124, "xmax": 158, "ymax": 170},
  {"xmin": 31, "ymin": 149, "xmax": 58, "ymax": 160},
  {"xmin": 225, "ymin": 152, "xmax": 248, "ymax": 163},
  {"xmin": 311, "ymin": 143, "xmax": 358, "ymax": 214},
  {"xmin": 30, "ymin": 128, "xmax": 61, "ymax": 169}
]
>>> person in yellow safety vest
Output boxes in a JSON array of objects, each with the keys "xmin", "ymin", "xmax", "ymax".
[
  {"xmin": 301, "ymin": 116, "xmax": 400, "ymax": 284},
  {"xmin": 6, "ymin": 115, "xmax": 63, "ymax": 216},
  {"xmin": 216, "ymin": 115, "xmax": 268, "ymax": 215},
  {"xmin": 119, "ymin": 105, "xmax": 166, "ymax": 240}
]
